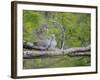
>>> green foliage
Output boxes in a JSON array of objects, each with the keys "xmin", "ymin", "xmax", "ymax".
[
  {"xmin": 23, "ymin": 10, "xmax": 41, "ymax": 42},
  {"xmin": 23, "ymin": 10, "xmax": 90, "ymax": 47},
  {"xmin": 23, "ymin": 54, "xmax": 90, "ymax": 69},
  {"xmin": 23, "ymin": 10, "xmax": 91, "ymax": 69}
]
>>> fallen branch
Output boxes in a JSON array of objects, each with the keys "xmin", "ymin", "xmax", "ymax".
[{"xmin": 23, "ymin": 45, "xmax": 91, "ymax": 59}]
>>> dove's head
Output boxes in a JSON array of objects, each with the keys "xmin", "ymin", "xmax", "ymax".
[
  {"xmin": 42, "ymin": 24, "xmax": 48, "ymax": 31},
  {"xmin": 51, "ymin": 34, "xmax": 56, "ymax": 40}
]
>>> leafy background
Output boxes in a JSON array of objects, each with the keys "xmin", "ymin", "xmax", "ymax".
[{"xmin": 23, "ymin": 10, "xmax": 91, "ymax": 69}]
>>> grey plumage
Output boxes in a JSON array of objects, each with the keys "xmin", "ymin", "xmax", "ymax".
[
  {"xmin": 34, "ymin": 34, "xmax": 57, "ymax": 50},
  {"xmin": 33, "ymin": 24, "xmax": 48, "ymax": 40},
  {"xmin": 23, "ymin": 34, "xmax": 57, "ymax": 50},
  {"xmin": 47, "ymin": 34, "xmax": 57, "ymax": 50}
]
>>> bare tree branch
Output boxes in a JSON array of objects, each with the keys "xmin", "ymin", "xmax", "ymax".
[
  {"xmin": 49, "ymin": 20, "xmax": 65, "ymax": 49},
  {"xmin": 23, "ymin": 45, "xmax": 91, "ymax": 59}
]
